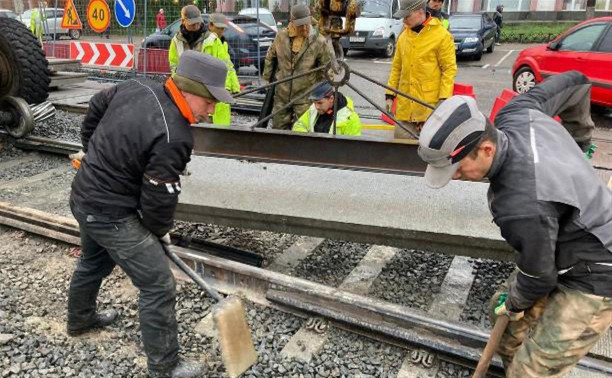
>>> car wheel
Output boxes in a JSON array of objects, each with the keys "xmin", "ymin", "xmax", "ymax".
[
  {"xmin": 69, "ymin": 29, "xmax": 81, "ymax": 40},
  {"xmin": 513, "ymin": 66, "xmax": 537, "ymax": 94},
  {"xmin": 382, "ymin": 37, "xmax": 395, "ymax": 58},
  {"xmin": 486, "ymin": 39, "xmax": 494, "ymax": 53}
]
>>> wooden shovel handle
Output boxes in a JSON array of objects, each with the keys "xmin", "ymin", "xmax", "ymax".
[{"xmin": 472, "ymin": 315, "xmax": 510, "ymax": 378}]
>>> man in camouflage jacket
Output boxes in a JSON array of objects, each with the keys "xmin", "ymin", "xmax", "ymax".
[{"xmin": 262, "ymin": 4, "xmax": 334, "ymax": 129}]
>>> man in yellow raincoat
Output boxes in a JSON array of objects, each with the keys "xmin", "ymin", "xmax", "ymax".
[
  {"xmin": 30, "ymin": 6, "xmax": 45, "ymax": 45},
  {"xmin": 202, "ymin": 13, "xmax": 240, "ymax": 125},
  {"xmin": 386, "ymin": 0, "xmax": 456, "ymax": 139},
  {"xmin": 168, "ymin": 5, "xmax": 206, "ymax": 73}
]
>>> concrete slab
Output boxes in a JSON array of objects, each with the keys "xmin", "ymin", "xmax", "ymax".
[
  {"xmin": 267, "ymin": 236, "xmax": 324, "ymax": 274},
  {"xmin": 428, "ymin": 256, "xmax": 476, "ymax": 321},
  {"xmin": 178, "ymin": 156, "xmax": 509, "ymax": 259},
  {"xmin": 279, "ymin": 328, "xmax": 328, "ymax": 363}
]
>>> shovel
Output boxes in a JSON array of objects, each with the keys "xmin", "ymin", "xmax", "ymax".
[
  {"xmin": 162, "ymin": 243, "xmax": 258, "ymax": 378},
  {"xmin": 472, "ymin": 315, "xmax": 509, "ymax": 378}
]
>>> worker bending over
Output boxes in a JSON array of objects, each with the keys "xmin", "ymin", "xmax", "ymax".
[
  {"xmin": 202, "ymin": 13, "xmax": 240, "ymax": 125},
  {"xmin": 417, "ymin": 71, "xmax": 611, "ymax": 377},
  {"xmin": 67, "ymin": 51, "xmax": 234, "ymax": 378},
  {"xmin": 168, "ymin": 5, "xmax": 206, "ymax": 73},
  {"xmin": 292, "ymin": 82, "xmax": 361, "ymax": 136},
  {"xmin": 386, "ymin": 0, "xmax": 456, "ymax": 138}
]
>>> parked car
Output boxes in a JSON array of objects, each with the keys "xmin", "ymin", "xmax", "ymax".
[
  {"xmin": 339, "ymin": 0, "xmax": 404, "ymax": 58},
  {"xmin": 19, "ymin": 8, "xmax": 81, "ymax": 39},
  {"xmin": 0, "ymin": 9, "xmax": 18, "ymax": 19},
  {"xmin": 238, "ymin": 7, "xmax": 279, "ymax": 32},
  {"xmin": 449, "ymin": 12, "xmax": 496, "ymax": 60},
  {"xmin": 512, "ymin": 17, "xmax": 612, "ymax": 107},
  {"xmin": 142, "ymin": 14, "xmax": 275, "ymax": 71}
]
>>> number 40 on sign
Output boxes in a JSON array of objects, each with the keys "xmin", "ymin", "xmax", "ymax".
[{"xmin": 87, "ymin": 0, "xmax": 111, "ymax": 33}]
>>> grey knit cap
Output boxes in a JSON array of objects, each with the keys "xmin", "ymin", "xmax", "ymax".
[
  {"xmin": 394, "ymin": 0, "xmax": 427, "ymax": 18},
  {"xmin": 175, "ymin": 50, "xmax": 234, "ymax": 103},
  {"xmin": 291, "ymin": 4, "xmax": 311, "ymax": 26}
]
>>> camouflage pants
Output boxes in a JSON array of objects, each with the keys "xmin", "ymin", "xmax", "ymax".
[
  {"xmin": 271, "ymin": 101, "xmax": 310, "ymax": 130},
  {"xmin": 489, "ymin": 272, "xmax": 612, "ymax": 377},
  {"xmin": 394, "ymin": 121, "xmax": 423, "ymax": 140}
]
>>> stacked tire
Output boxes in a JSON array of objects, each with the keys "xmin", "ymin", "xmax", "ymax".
[{"xmin": 0, "ymin": 17, "xmax": 50, "ymax": 104}]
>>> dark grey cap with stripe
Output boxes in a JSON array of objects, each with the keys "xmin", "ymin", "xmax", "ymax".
[{"xmin": 418, "ymin": 96, "xmax": 486, "ymax": 188}]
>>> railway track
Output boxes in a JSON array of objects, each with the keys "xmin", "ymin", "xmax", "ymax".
[{"xmin": 0, "ymin": 137, "xmax": 610, "ymax": 377}]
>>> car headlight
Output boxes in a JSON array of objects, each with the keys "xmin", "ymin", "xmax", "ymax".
[
  {"xmin": 372, "ymin": 27, "xmax": 385, "ymax": 38},
  {"xmin": 463, "ymin": 37, "xmax": 479, "ymax": 43}
]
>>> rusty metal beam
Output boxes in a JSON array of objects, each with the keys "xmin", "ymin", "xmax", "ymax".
[{"xmin": 191, "ymin": 125, "xmax": 427, "ymax": 176}]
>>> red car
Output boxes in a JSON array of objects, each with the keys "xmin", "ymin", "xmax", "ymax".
[{"xmin": 512, "ymin": 17, "xmax": 612, "ymax": 107}]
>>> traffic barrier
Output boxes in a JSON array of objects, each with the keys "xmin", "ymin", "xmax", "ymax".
[
  {"xmin": 43, "ymin": 42, "xmax": 71, "ymax": 59},
  {"xmin": 136, "ymin": 48, "xmax": 171, "ymax": 74},
  {"xmin": 489, "ymin": 89, "xmax": 561, "ymax": 123},
  {"xmin": 381, "ymin": 82, "xmax": 476, "ymax": 125},
  {"xmin": 70, "ymin": 41, "xmax": 134, "ymax": 69}
]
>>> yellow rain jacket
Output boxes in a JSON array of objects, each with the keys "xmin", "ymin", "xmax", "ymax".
[
  {"xmin": 386, "ymin": 17, "xmax": 457, "ymax": 123},
  {"xmin": 168, "ymin": 31, "xmax": 206, "ymax": 74},
  {"xmin": 30, "ymin": 8, "xmax": 45, "ymax": 42},
  {"xmin": 202, "ymin": 32, "xmax": 240, "ymax": 126}
]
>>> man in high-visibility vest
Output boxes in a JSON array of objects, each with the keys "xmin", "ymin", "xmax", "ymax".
[
  {"xmin": 30, "ymin": 6, "xmax": 45, "ymax": 45},
  {"xmin": 202, "ymin": 13, "xmax": 240, "ymax": 126},
  {"xmin": 427, "ymin": 0, "xmax": 449, "ymax": 29},
  {"xmin": 168, "ymin": 5, "xmax": 206, "ymax": 73},
  {"xmin": 292, "ymin": 82, "xmax": 362, "ymax": 136}
]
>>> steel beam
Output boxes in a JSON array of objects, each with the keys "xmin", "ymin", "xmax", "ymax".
[{"xmin": 191, "ymin": 125, "xmax": 427, "ymax": 176}]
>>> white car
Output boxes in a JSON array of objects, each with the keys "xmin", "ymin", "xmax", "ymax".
[
  {"xmin": 0, "ymin": 9, "xmax": 19, "ymax": 19},
  {"xmin": 20, "ymin": 8, "xmax": 81, "ymax": 39},
  {"xmin": 238, "ymin": 7, "xmax": 279, "ymax": 32}
]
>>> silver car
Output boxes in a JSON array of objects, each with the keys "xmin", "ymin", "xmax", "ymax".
[
  {"xmin": 0, "ymin": 9, "xmax": 19, "ymax": 19},
  {"xmin": 20, "ymin": 8, "xmax": 81, "ymax": 39}
]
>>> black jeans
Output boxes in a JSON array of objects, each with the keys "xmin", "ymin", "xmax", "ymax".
[{"xmin": 67, "ymin": 202, "xmax": 179, "ymax": 373}]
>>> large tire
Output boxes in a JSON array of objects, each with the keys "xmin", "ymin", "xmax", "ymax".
[{"xmin": 0, "ymin": 18, "xmax": 50, "ymax": 104}]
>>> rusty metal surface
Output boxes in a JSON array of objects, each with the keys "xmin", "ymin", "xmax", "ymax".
[{"xmin": 191, "ymin": 125, "xmax": 427, "ymax": 176}]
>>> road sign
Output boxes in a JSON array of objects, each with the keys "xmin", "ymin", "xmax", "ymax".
[
  {"xmin": 87, "ymin": 0, "xmax": 111, "ymax": 33},
  {"xmin": 70, "ymin": 41, "xmax": 134, "ymax": 68},
  {"xmin": 114, "ymin": 0, "xmax": 135, "ymax": 28},
  {"xmin": 61, "ymin": 0, "xmax": 82, "ymax": 29}
]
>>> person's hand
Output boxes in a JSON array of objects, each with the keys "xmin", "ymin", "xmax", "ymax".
[
  {"xmin": 385, "ymin": 99, "xmax": 394, "ymax": 114},
  {"xmin": 494, "ymin": 292, "xmax": 524, "ymax": 321},
  {"xmin": 69, "ymin": 149, "xmax": 85, "ymax": 162},
  {"xmin": 159, "ymin": 233, "xmax": 171, "ymax": 246}
]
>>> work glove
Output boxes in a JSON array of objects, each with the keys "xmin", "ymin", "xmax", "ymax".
[
  {"xmin": 494, "ymin": 292, "xmax": 524, "ymax": 321},
  {"xmin": 69, "ymin": 149, "xmax": 85, "ymax": 170},
  {"xmin": 159, "ymin": 233, "xmax": 171, "ymax": 246}
]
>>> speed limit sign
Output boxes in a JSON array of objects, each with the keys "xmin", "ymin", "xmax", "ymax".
[{"xmin": 87, "ymin": 0, "xmax": 111, "ymax": 33}]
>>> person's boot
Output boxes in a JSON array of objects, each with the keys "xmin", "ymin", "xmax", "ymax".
[
  {"xmin": 149, "ymin": 360, "xmax": 206, "ymax": 378},
  {"xmin": 67, "ymin": 309, "xmax": 118, "ymax": 336}
]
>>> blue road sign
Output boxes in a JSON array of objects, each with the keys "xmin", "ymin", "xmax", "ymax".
[{"xmin": 114, "ymin": 0, "xmax": 135, "ymax": 28}]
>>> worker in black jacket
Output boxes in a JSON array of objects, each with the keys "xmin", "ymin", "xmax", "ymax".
[
  {"xmin": 417, "ymin": 71, "xmax": 611, "ymax": 377},
  {"xmin": 66, "ymin": 50, "xmax": 234, "ymax": 378}
]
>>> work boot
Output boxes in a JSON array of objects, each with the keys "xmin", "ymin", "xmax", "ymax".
[
  {"xmin": 149, "ymin": 360, "xmax": 206, "ymax": 378},
  {"xmin": 67, "ymin": 309, "xmax": 118, "ymax": 336}
]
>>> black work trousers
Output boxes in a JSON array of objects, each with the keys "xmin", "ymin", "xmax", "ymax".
[{"xmin": 67, "ymin": 201, "xmax": 179, "ymax": 373}]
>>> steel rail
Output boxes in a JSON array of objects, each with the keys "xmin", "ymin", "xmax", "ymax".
[
  {"xmin": 0, "ymin": 203, "xmax": 609, "ymax": 377},
  {"xmin": 233, "ymin": 66, "xmax": 326, "ymax": 99}
]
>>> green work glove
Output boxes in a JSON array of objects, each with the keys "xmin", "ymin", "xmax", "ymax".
[
  {"xmin": 494, "ymin": 292, "xmax": 524, "ymax": 321},
  {"xmin": 584, "ymin": 143, "xmax": 597, "ymax": 160}
]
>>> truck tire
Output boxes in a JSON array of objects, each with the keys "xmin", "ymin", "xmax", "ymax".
[{"xmin": 0, "ymin": 18, "xmax": 50, "ymax": 104}]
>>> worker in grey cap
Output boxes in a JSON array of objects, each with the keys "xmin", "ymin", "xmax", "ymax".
[
  {"xmin": 67, "ymin": 50, "xmax": 233, "ymax": 378},
  {"xmin": 386, "ymin": 0, "xmax": 456, "ymax": 139},
  {"xmin": 169, "ymin": 4, "xmax": 206, "ymax": 73},
  {"xmin": 417, "ymin": 71, "xmax": 610, "ymax": 378},
  {"xmin": 263, "ymin": 3, "xmax": 333, "ymax": 129},
  {"xmin": 202, "ymin": 13, "xmax": 240, "ymax": 126}
]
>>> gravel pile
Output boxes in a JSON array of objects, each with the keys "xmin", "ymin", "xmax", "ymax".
[
  {"xmin": 174, "ymin": 221, "xmax": 298, "ymax": 267},
  {"xmin": 0, "ymin": 141, "xmax": 24, "ymax": 163},
  {"xmin": 31, "ymin": 110, "xmax": 84, "ymax": 143},
  {"xmin": 0, "ymin": 153, "xmax": 65, "ymax": 182},
  {"xmin": 369, "ymin": 249, "xmax": 453, "ymax": 311},
  {"xmin": 292, "ymin": 240, "xmax": 370, "ymax": 287},
  {"xmin": 460, "ymin": 258, "xmax": 516, "ymax": 329}
]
